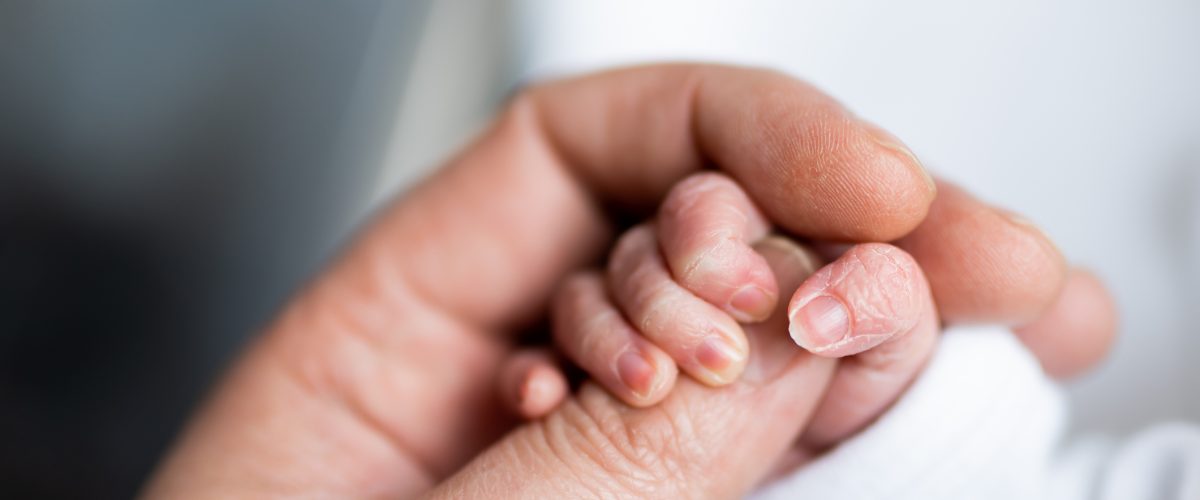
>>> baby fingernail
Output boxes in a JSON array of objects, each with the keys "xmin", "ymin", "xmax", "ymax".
[
  {"xmin": 789, "ymin": 295, "xmax": 850, "ymax": 351},
  {"xmin": 729, "ymin": 285, "xmax": 774, "ymax": 321},
  {"xmin": 617, "ymin": 350, "xmax": 657, "ymax": 398},
  {"xmin": 696, "ymin": 337, "xmax": 745, "ymax": 384}
]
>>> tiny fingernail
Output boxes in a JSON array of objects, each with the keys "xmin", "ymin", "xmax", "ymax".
[
  {"xmin": 695, "ymin": 337, "xmax": 745, "ymax": 384},
  {"xmin": 863, "ymin": 122, "xmax": 935, "ymax": 195},
  {"xmin": 616, "ymin": 350, "xmax": 657, "ymax": 398},
  {"xmin": 729, "ymin": 285, "xmax": 775, "ymax": 321},
  {"xmin": 789, "ymin": 295, "xmax": 850, "ymax": 350}
]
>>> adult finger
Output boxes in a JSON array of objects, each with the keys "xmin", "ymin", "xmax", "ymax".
[
  {"xmin": 893, "ymin": 180, "xmax": 1066, "ymax": 326},
  {"xmin": 787, "ymin": 243, "xmax": 926, "ymax": 357},
  {"xmin": 391, "ymin": 63, "xmax": 936, "ymax": 332},
  {"xmin": 892, "ymin": 180, "xmax": 1121, "ymax": 377},
  {"xmin": 1014, "ymin": 268, "xmax": 1118, "ymax": 379}
]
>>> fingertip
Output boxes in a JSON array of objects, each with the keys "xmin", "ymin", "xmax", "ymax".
[
  {"xmin": 741, "ymin": 237, "xmax": 824, "ymax": 384},
  {"xmin": 859, "ymin": 120, "xmax": 937, "ymax": 198},
  {"xmin": 1015, "ymin": 268, "xmax": 1118, "ymax": 379},
  {"xmin": 787, "ymin": 294, "xmax": 853, "ymax": 355},
  {"xmin": 615, "ymin": 347, "xmax": 678, "ymax": 407},
  {"xmin": 693, "ymin": 334, "xmax": 750, "ymax": 386},
  {"xmin": 499, "ymin": 351, "xmax": 556, "ymax": 418},
  {"xmin": 728, "ymin": 284, "xmax": 777, "ymax": 322},
  {"xmin": 552, "ymin": 270, "xmax": 677, "ymax": 409},
  {"xmin": 897, "ymin": 181, "xmax": 1068, "ymax": 326},
  {"xmin": 517, "ymin": 363, "xmax": 569, "ymax": 419},
  {"xmin": 834, "ymin": 119, "xmax": 937, "ymax": 241},
  {"xmin": 692, "ymin": 245, "xmax": 778, "ymax": 323},
  {"xmin": 697, "ymin": 75, "xmax": 934, "ymax": 242},
  {"xmin": 787, "ymin": 243, "xmax": 925, "ymax": 357},
  {"xmin": 994, "ymin": 206, "xmax": 1069, "ymax": 320}
]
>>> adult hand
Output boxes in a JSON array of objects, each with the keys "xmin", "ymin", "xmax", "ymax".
[{"xmin": 143, "ymin": 65, "xmax": 1112, "ymax": 498}]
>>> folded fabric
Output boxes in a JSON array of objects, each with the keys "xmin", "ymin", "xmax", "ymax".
[{"xmin": 753, "ymin": 326, "xmax": 1200, "ymax": 500}]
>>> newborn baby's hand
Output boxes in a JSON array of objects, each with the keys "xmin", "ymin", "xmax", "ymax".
[{"xmin": 500, "ymin": 172, "xmax": 940, "ymax": 447}]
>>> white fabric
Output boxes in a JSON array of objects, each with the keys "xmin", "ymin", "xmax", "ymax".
[{"xmin": 752, "ymin": 327, "xmax": 1200, "ymax": 500}]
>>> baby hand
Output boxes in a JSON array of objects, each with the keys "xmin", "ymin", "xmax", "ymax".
[{"xmin": 500, "ymin": 172, "xmax": 940, "ymax": 447}]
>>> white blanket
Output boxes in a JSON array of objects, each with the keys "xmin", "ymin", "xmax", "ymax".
[{"xmin": 754, "ymin": 327, "xmax": 1200, "ymax": 500}]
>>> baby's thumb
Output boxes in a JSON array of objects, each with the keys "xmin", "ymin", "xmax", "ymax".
[{"xmin": 424, "ymin": 237, "xmax": 833, "ymax": 499}]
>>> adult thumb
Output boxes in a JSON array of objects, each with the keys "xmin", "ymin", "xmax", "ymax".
[{"xmin": 425, "ymin": 237, "xmax": 835, "ymax": 499}]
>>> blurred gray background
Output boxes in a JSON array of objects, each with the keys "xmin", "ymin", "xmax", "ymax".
[
  {"xmin": 1, "ymin": 1, "xmax": 467, "ymax": 497},
  {"xmin": 2, "ymin": 1, "xmax": 1199, "ymax": 498}
]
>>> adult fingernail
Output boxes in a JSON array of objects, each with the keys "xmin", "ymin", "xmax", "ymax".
[
  {"xmin": 695, "ymin": 337, "xmax": 745, "ymax": 384},
  {"xmin": 788, "ymin": 295, "xmax": 850, "ymax": 351},
  {"xmin": 728, "ymin": 285, "xmax": 774, "ymax": 322},
  {"xmin": 863, "ymin": 121, "xmax": 935, "ymax": 195},
  {"xmin": 616, "ymin": 350, "xmax": 656, "ymax": 398},
  {"xmin": 998, "ymin": 208, "xmax": 1061, "ymax": 254},
  {"xmin": 999, "ymin": 208, "xmax": 1036, "ymax": 230}
]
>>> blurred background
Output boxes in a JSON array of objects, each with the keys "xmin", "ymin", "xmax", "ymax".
[{"xmin": 2, "ymin": 1, "xmax": 1198, "ymax": 498}]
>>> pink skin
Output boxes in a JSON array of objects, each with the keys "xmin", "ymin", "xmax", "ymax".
[
  {"xmin": 504, "ymin": 173, "xmax": 939, "ymax": 450},
  {"xmin": 788, "ymin": 243, "xmax": 924, "ymax": 357},
  {"xmin": 143, "ymin": 65, "xmax": 1112, "ymax": 500},
  {"xmin": 657, "ymin": 172, "xmax": 779, "ymax": 322},
  {"xmin": 607, "ymin": 224, "xmax": 750, "ymax": 388},
  {"xmin": 497, "ymin": 349, "xmax": 568, "ymax": 419},
  {"xmin": 790, "ymin": 243, "xmax": 939, "ymax": 448},
  {"xmin": 551, "ymin": 272, "xmax": 678, "ymax": 407}
]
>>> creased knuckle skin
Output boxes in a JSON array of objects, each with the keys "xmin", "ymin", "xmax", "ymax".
[
  {"xmin": 530, "ymin": 386, "xmax": 701, "ymax": 499},
  {"xmin": 609, "ymin": 225, "xmax": 654, "ymax": 275},
  {"xmin": 658, "ymin": 174, "xmax": 739, "ymax": 279},
  {"xmin": 660, "ymin": 172, "xmax": 735, "ymax": 219}
]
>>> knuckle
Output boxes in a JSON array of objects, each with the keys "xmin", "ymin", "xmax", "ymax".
[
  {"xmin": 638, "ymin": 289, "xmax": 696, "ymax": 338},
  {"xmin": 676, "ymin": 235, "xmax": 738, "ymax": 288},
  {"xmin": 659, "ymin": 179, "xmax": 763, "ymax": 295},
  {"xmin": 542, "ymin": 392, "xmax": 695, "ymax": 498},
  {"xmin": 659, "ymin": 173, "xmax": 735, "ymax": 225},
  {"xmin": 553, "ymin": 274, "xmax": 610, "ymax": 342},
  {"xmin": 610, "ymin": 225, "xmax": 656, "ymax": 273},
  {"xmin": 626, "ymin": 267, "xmax": 673, "ymax": 321}
]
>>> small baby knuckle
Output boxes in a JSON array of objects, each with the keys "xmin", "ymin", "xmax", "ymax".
[
  {"xmin": 546, "ymin": 398, "xmax": 674, "ymax": 496},
  {"xmin": 660, "ymin": 173, "xmax": 730, "ymax": 222},
  {"xmin": 610, "ymin": 225, "xmax": 655, "ymax": 266}
]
